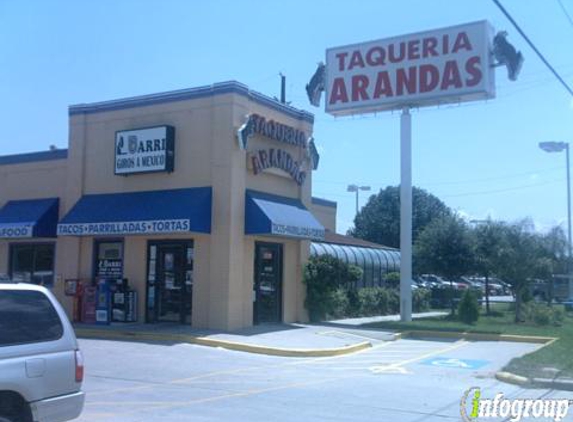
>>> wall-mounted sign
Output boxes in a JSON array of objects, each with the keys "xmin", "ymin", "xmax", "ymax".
[
  {"xmin": 115, "ymin": 126, "xmax": 175, "ymax": 175},
  {"xmin": 249, "ymin": 148, "xmax": 306, "ymax": 186},
  {"xmin": 237, "ymin": 114, "xmax": 308, "ymax": 150},
  {"xmin": 95, "ymin": 241, "xmax": 123, "ymax": 279},
  {"xmin": 325, "ymin": 21, "xmax": 495, "ymax": 116},
  {"xmin": 271, "ymin": 222, "xmax": 325, "ymax": 240},
  {"xmin": 0, "ymin": 224, "xmax": 33, "ymax": 238},
  {"xmin": 57, "ymin": 219, "xmax": 190, "ymax": 236}
]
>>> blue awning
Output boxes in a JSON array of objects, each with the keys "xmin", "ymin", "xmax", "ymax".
[
  {"xmin": 58, "ymin": 187, "xmax": 211, "ymax": 236},
  {"xmin": 245, "ymin": 190, "xmax": 325, "ymax": 240},
  {"xmin": 0, "ymin": 198, "xmax": 59, "ymax": 238}
]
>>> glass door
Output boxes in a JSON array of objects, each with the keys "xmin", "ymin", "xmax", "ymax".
[
  {"xmin": 147, "ymin": 241, "xmax": 193, "ymax": 324},
  {"xmin": 253, "ymin": 242, "xmax": 283, "ymax": 324}
]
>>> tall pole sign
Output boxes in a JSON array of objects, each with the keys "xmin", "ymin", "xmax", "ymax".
[{"xmin": 307, "ymin": 20, "xmax": 526, "ymax": 322}]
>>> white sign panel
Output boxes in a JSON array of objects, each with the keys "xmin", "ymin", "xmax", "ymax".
[
  {"xmin": 325, "ymin": 21, "xmax": 495, "ymax": 116},
  {"xmin": 271, "ymin": 223, "xmax": 325, "ymax": 240},
  {"xmin": 0, "ymin": 223, "xmax": 34, "ymax": 238},
  {"xmin": 115, "ymin": 126, "xmax": 175, "ymax": 175},
  {"xmin": 57, "ymin": 219, "xmax": 190, "ymax": 236}
]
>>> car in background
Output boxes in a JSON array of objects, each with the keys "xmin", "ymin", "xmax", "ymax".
[{"xmin": 0, "ymin": 282, "xmax": 85, "ymax": 422}]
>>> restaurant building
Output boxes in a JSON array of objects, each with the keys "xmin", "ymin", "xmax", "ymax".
[{"xmin": 0, "ymin": 82, "xmax": 336, "ymax": 330}]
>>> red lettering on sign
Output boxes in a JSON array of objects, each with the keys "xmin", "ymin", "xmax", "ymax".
[
  {"xmin": 465, "ymin": 56, "xmax": 483, "ymax": 87},
  {"xmin": 366, "ymin": 46, "xmax": 385, "ymax": 66},
  {"xmin": 329, "ymin": 78, "xmax": 349, "ymax": 104},
  {"xmin": 419, "ymin": 64, "xmax": 440, "ymax": 93},
  {"xmin": 373, "ymin": 71, "xmax": 393, "ymax": 99},
  {"xmin": 352, "ymin": 75, "xmax": 370, "ymax": 101},
  {"xmin": 407, "ymin": 40, "xmax": 420, "ymax": 60},
  {"xmin": 336, "ymin": 52, "xmax": 348, "ymax": 71},
  {"xmin": 348, "ymin": 51, "xmax": 365, "ymax": 70},
  {"xmin": 388, "ymin": 43, "xmax": 405, "ymax": 63},
  {"xmin": 441, "ymin": 60, "xmax": 463, "ymax": 90},
  {"xmin": 396, "ymin": 67, "xmax": 417, "ymax": 96},
  {"xmin": 442, "ymin": 34, "xmax": 450, "ymax": 55},
  {"xmin": 422, "ymin": 37, "xmax": 438, "ymax": 58},
  {"xmin": 452, "ymin": 31, "xmax": 472, "ymax": 53}
]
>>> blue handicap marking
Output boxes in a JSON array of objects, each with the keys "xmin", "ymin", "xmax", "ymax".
[{"xmin": 420, "ymin": 357, "xmax": 490, "ymax": 370}]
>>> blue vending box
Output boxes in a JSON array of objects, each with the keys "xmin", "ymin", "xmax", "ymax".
[{"xmin": 95, "ymin": 279, "xmax": 111, "ymax": 325}]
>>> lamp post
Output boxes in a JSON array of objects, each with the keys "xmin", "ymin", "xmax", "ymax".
[
  {"xmin": 347, "ymin": 184, "xmax": 371, "ymax": 215},
  {"xmin": 539, "ymin": 141, "xmax": 572, "ymax": 300}
]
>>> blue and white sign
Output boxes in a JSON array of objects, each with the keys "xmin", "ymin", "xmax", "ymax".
[
  {"xmin": 0, "ymin": 223, "xmax": 34, "ymax": 238},
  {"xmin": 57, "ymin": 219, "xmax": 191, "ymax": 236},
  {"xmin": 421, "ymin": 357, "xmax": 490, "ymax": 370},
  {"xmin": 271, "ymin": 222, "xmax": 325, "ymax": 240}
]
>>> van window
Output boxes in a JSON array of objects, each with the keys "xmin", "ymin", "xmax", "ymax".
[{"xmin": 0, "ymin": 290, "xmax": 63, "ymax": 346}]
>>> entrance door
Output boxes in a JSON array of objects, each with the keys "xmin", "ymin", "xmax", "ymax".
[
  {"xmin": 253, "ymin": 242, "xmax": 283, "ymax": 324},
  {"xmin": 148, "ymin": 242, "xmax": 193, "ymax": 324}
]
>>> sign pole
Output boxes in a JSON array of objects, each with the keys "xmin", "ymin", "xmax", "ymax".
[{"xmin": 400, "ymin": 106, "xmax": 413, "ymax": 322}]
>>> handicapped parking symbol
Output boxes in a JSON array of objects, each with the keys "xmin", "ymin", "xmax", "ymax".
[{"xmin": 421, "ymin": 357, "xmax": 489, "ymax": 370}]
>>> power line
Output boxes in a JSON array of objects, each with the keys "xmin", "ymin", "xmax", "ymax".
[
  {"xmin": 557, "ymin": 0, "xmax": 573, "ymax": 29},
  {"xmin": 492, "ymin": 0, "xmax": 573, "ymax": 97}
]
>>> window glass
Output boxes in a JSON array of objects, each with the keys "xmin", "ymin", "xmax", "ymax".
[
  {"xmin": 10, "ymin": 244, "xmax": 55, "ymax": 286},
  {"xmin": 0, "ymin": 290, "xmax": 63, "ymax": 346}
]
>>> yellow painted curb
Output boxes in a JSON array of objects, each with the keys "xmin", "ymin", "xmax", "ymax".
[
  {"xmin": 495, "ymin": 371, "xmax": 529, "ymax": 386},
  {"xmin": 75, "ymin": 328, "xmax": 372, "ymax": 358},
  {"xmin": 403, "ymin": 330, "xmax": 556, "ymax": 344}
]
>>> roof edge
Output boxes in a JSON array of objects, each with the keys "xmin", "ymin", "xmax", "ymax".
[
  {"xmin": 0, "ymin": 149, "xmax": 68, "ymax": 166},
  {"xmin": 311, "ymin": 197, "xmax": 337, "ymax": 208},
  {"xmin": 69, "ymin": 81, "xmax": 314, "ymax": 124}
]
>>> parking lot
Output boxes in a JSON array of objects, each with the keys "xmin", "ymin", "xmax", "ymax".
[{"xmin": 75, "ymin": 333, "xmax": 573, "ymax": 422}]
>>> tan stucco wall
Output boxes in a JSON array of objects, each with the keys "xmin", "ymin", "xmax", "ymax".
[
  {"xmin": 310, "ymin": 202, "xmax": 337, "ymax": 233},
  {"xmin": 1, "ymin": 87, "xmax": 318, "ymax": 330}
]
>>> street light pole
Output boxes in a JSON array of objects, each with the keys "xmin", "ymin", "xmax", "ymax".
[
  {"xmin": 347, "ymin": 184, "xmax": 371, "ymax": 216},
  {"xmin": 539, "ymin": 141, "xmax": 573, "ymax": 300}
]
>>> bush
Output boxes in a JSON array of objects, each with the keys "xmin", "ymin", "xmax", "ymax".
[
  {"xmin": 521, "ymin": 303, "xmax": 565, "ymax": 326},
  {"xmin": 303, "ymin": 255, "xmax": 362, "ymax": 322},
  {"xmin": 413, "ymin": 288, "xmax": 431, "ymax": 312},
  {"xmin": 458, "ymin": 290, "xmax": 479, "ymax": 325},
  {"xmin": 329, "ymin": 289, "xmax": 349, "ymax": 319},
  {"xmin": 383, "ymin": 272, "xmax": 400, "ymax": 288}
]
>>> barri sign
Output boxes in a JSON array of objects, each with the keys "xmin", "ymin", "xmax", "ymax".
[{"xmin": 325, "ymin": 21, "xmax": 495, "ymax": 116}]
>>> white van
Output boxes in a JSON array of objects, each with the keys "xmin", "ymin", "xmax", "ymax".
[{"xmin": 0, "ymin": 283, "xmax": 85, "ymax": 422}]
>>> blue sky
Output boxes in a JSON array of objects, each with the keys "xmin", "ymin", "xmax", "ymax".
[{"xmin": 1, "ymin": 0, "xmax": 572, "ymax": 234}]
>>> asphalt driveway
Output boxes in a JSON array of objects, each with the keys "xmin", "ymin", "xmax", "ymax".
[{"xmin": 74, "ymin": 335, "xmax": 573, "ymax": 422}]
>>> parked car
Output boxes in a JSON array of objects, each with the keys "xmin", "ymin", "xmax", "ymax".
[{"xmin": 0, "ymin": 281, "xmax": 85, "ymax": 422}]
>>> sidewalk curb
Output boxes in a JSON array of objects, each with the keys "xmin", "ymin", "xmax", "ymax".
[
  {"xmin": 495, "ymin": 371, "xmax": 573, "ymax": 391},
  {"xmin": 75, "ymin": 328, "xmax": 372, "ymax": 358},
  {"xmin": 495, "ymin": 371, "xmax": 529, "ymax": 386},
  {"xmin": 402, "ymin": 329, "xmax": 556, "ymax": 344}
]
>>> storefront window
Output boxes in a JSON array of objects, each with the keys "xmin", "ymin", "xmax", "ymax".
[
  {"xmin": 94, "ymin": 240, "xmax": 124, "ymax": 280},
  {"xmin": 10, "ymin": 243, "xmax": 55, "ymax": 286}
]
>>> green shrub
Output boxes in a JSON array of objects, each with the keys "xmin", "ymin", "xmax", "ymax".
[
  {"xmin": 383, "ymin": 272, "xmax": 400, "ymax": 288},
  {"xmin": 458, "ymin": 290, "xmax": 479, "ymax": 325},
  {"xmin": 346, "ymin": 289, "xmax": 361, "ymax": 317},
  {"xmin": 303, "ymin": 255, "xmax": 362, "ymax": 322},
  {"xmin": 329, "ymin": 289, "xmax": 350, "ymax": 319},
  {"xmin": 387, "ymin": 288, "xmax": 400, "ymax": 314},
  {"xmin": 357, "ymin": 289, "xmax": 376, "ymax": 316},
  {"xmin": 521, "ymin": 303, "xmax": 564, "ymax": 326},
  {"xmin": 413, "ymin": 288, "xmax": 431, "ymax": 312}
]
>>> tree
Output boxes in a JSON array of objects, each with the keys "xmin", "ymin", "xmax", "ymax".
[
  {"xmin": 350, "ymin": 186, "xmax": 451, "ymax": 248},
  {"xmin": 414, "ymin": 214, "xmax": 474, "ymax": 314},
  {"xmin": 471, "ymin": 219, "xmax": 506, "ymax": 315},
  {"xmin": 494, "ymin": 220, "xmax": 552, "ymax": 322}
]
